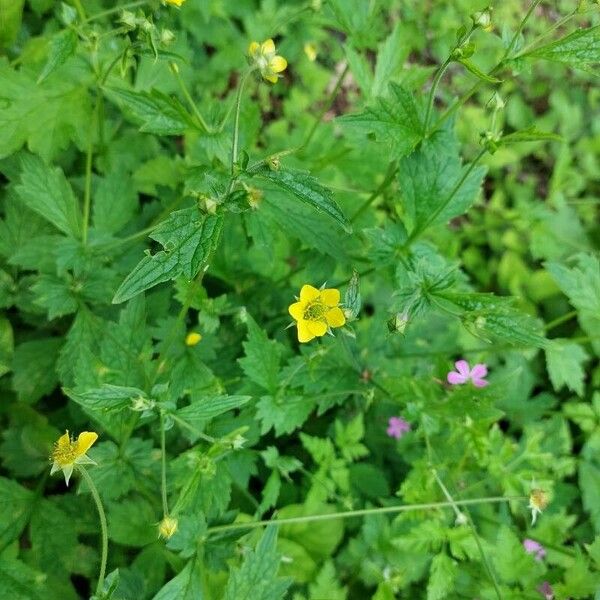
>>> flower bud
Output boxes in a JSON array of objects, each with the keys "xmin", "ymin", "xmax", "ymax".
[
  {"xmin": 471, "ymin": 8, "xmax": 493, "ymax": 32},
  {"xmin": 185, "ymin": 331, "xmax": 202, "ymax": 346},
  {"xmin": 158, "ymin": 516, "xmax": 178, "ymax": 540},
  {"xmin": 160, "ymin": 29, "xmax": 175, "ymax": 45}
]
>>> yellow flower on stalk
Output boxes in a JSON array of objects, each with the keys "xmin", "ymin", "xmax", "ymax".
[
  {"xmin": 248, "ymin": 38, "xmax": 287, "ymax": 83},
  {"xmin": 50, "ymin": 431, "xmax": 98, "ymax": 486},
  {"xmin": 158, "ymin": 516, "xmax": 179, "ymax": 540},
  {"xmin": 288, "ymin": 284, "xmax": 346, "ymax": 343},
  {"xmin": 528, "ymin": 488, "xmax": 549, "ymax": 525},
  {"xmin": 164, "ymin": 0, "xmax": 186, "ymax": 6},
  {"xmin": 185, "ymin": 331, "xmax": 202, "ymax": 346}
]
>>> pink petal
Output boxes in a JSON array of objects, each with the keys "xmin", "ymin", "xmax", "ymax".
[
  {"xmin": 447, "ymin": 371, "xmax": 468, "ymax": 385},
  {"xmin": 472, "ymin": 377, "xmax": 489, "ymax": 388},
  {"xmin": 455, "ymin": 360, "xmax": 470, "ymax": 376},
  {"xmin": 470, "ymin": 363, "xmax": 488, "ymax": 379}
]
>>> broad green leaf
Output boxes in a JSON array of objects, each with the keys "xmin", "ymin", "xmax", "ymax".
[
  {"xmin": 105, "ymin": 87, "xmax": 197, "ymax": 135},
  {"xmin": 0, "ymin": 558, "xmax": 45, "ymax": 600},
  {"xmin": 223, "ymin": 526, "xmax": 289, "ymax": 600},
  {"xmin": 256, "ymin": 395, "xmax": 314, "ymax": 436},
  {"xmin": 239, "ymin": 315, "xmax": 282, "ymax": 393},
  {"xmin": 93, "ymin": 170, "xmax": 138, "ymax": 234},
  {"xmin": 15, "ymin": 153, "xmax": 81, "ymax": 238},
  {"xmin": 254, "ymin": 167, "xmax": 351, "ymax": 233},
  {"xmin": 107, "ymin": 496, "xmax": 157, "ymax": 547},
  {"xmin": 64, "ymin": 384, "xmax": 148, "ymax": 413},
  {"xmin": 31, "ymin": 275, "xmax": 78, "ymax": 320},
  {"xmin": 12, "ymin": 338, "xmax": 62, "ymax": 403},
  {"xmin": 427, "ymin": 553, "xmax": 457, "ymax": 600},
  {"xmin": 0, "ymin": 316, "xmax": 13, "ymax": 377},
  {"xmin": 580, "ymin": 461, "xmax": 600, "ymax": 534},
  {"xmin": 176, "ymin": 395, "xmax": 250, "ymax": 424},
  {"xmin": 37, "ymin": 29, "xmax": 78, "ymax": 83},
  {"xmin": 399, "ymin": 127, "xmax": 486, "ymax": 236},
  {"xmin": 153, "ymin": 559, "xmax": 204, "ymax": 600},
  {"xmin": 372, "ymin": 23, "xmax": 408, "ymax": 97},
  {"xmin": 526, "ymin": 26, "xmax": 600, "ymax": 69},
  {"xmin": 0, "ymin": 0, "xmax": 25, "ymax": 47},
  {"xmin": 339, "ymin": 83, "xmax": 423, "ymax": 157},
  {"xmin": 112, "ymin": 209, "xmax": 223, "ymax": 303},
  {"xmin": 308, "ymin": 561, "xmax": 347, "ymax": 600},
  {"xmin": 0, "ymin": 477, "xmax": 33, "ymax": 549},
  {"xmin": 344, "ymin": 46, "xmax": 373, "ymax": 96},
  {"xmin": 545, "ymin": 340, "xmax": 588, "ymax": 397}
]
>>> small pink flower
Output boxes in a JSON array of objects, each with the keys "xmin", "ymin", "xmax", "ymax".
[
  {"xmin": 538, "ymin": 581, "xmax": 554, "ymax": 600},
  {"xmin": 523, "ymin": 538, "xmax": 546, "ymax": 561},
  {"xmin": 447, "ymin": 360, "xmax": 488, "ymax": 387},
  {"xmin": 387, "ymin": 416, "xmax": 411, "ymax": 439}
]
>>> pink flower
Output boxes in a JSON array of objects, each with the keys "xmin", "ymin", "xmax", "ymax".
[
  {"xmin": 538, "ymin": 582, "xmax": 554, "ymax": 600},
  {"xmin": 447, "ymin": 360, "xmax": 488, "ymax": 387},
  {"xmin": 387, "ymin": 416, "xmax": 411, "ymax": 439},
  {"xmin": 523, "ymin": 538, "xmax": 546, "ymax": 561}
]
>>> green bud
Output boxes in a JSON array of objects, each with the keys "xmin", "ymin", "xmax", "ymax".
[{"xmin": 471, "ymin": 8, "xmax": 493, "ymax": 31}]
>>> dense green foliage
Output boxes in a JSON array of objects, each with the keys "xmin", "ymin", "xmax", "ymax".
[{"xmin": 1, "ymin": 1, "xmax": 599, "ymax": 599}]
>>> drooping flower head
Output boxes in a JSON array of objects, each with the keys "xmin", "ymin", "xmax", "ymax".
[
  {"xmin": 386, "ymin": 417, "xmax": 411, "ymax": 439},
  {"xmin": 158, "ymin": 516, "xmax": 179, "ymax": 540},
  {"xmin": 248, "ymin": 39, "xmax": 287, "ymax": 83},
  {"xmin": 529, "ymin": 488, "xmax": 549, "ymax": 525},
  {"xmin": 288, "ymin": 284, "xmax": 346, "ymax": 343},
  {"xmin": 523, "ymin": 538, "xmax": 546, "ymax": 561},
  {"xmin": 50, "ymin": 431, "xmax": 98, "ymax": 486},
  {"xmin": 447, "ymin": 360, "xmax": 488, "ymax": 387}
]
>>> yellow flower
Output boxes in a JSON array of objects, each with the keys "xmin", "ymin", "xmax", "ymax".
[
  {"xmin": 304, "ymin": 42, "xmax": 317, "ymax": 62},
  {"xmin": 158, "ymin": 516, "xmax": 179, "ymax": 540},
  {"xmin": 248, "ymin": 38, "xmax": 287, "ymax": 83},
  {"xmin": 288, "ymin": 284, "xmax": 346, "ymax": 343},
  {"xmin": 185, "ymin": 331, "xmax": 202, "ymax": 346},
  {"xmin": 165, "ymin": 0, "xmax": 185, "ymax": 6},
  {"xmin": 528, "ymin": 488, "xmax": 549, "ymax": 525},
  {"xmin": 50, "ymin": 430, "xmax": 98, "ymax": 486}
]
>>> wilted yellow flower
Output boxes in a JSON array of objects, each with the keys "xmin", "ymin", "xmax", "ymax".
[
  {"xmin": 165, "ymin": 0, "xmax": 186, "ymax": 6},
  {"xmin": 528, "ymin": 488, "xmax": 549, "ymax": 525},
  {"xmin": 288, "ymin": 284, "xmax": 346, "ymax": 343},
  {"xmin": 50, "ymin": 431, "xmax": 98, "ymax": 486},
  {"xmin": 158, "ymin": 516, "xmax": 179, "ymax": 539},
  {"xmin": 248, "ymin": 39, "xmax": 287, "ymax": 83},
  {"xmin": 185, "ymin": 331, "xmax": 202, "ymax": 346},
  {"xmin": 304, "ymin": 42, "xmax": 317, "ymax": 62}
]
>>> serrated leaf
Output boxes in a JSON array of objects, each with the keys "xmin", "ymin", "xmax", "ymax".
[
  {"xmin": 339, "ymin": 82, "xmax": 423, "ymax": 156},
  {"xmin": 64, "ymin": 384, "xmax": 147, "ymax": 413},
  {"xmin": 113, "ymin": 209, "xmax": 223, "ymax": 303},
  {"xmin": 153, "ymin": 559, "xmax": 204, "ymax": 600},
  {"xmin": 176, "ymin": 395, "xmax": 250, "ymax": 424},
  {"xmin": 256, "ymin": 395, "xmax": 314, "ymax": 436},
  {"xmin": 427, "ymin": 553, "xmax": 457, "ymax": 600},
  {"xmin": 223, "ymin": 526, "xmax": 289, "ymax": 600},
  {"xmin": 545, "ymin": 340, "xmax": 588, "ymax": 397},
  {"xmin": 12, "ymin": 338, "xmax": 62, "ymax": 403},
  {"xmin": 526, "ymin": 26, "xmax": 600, "ymax": 69},
  {"xmin": 93, "ymin": 170, "xmax": 138, "ymax": 234},
  {"xmin": 15, "ymin": 153, "xmax": 81, "ymax": 238},
  {"xmin": 457, "ymin": 58, "xmax": 501, "ymax": 83},
  {"xmin": 399, "ymin": 126, "xmax": 486, "ymax": 236},
  {"xmin": 0, "ymin": 558, "xmax": 45, "ymax": 600},
  {"xmin": 105, "ymin": 87, "xmax": 197, "ymax": 135},
  {"xmin": 372, "ymin": 23, "xmax": 408, "ymax": 97},
  {"xmin": 37, "ymin": 29, "xmax": 78, "ymax": 83},
  {"xmin": 255, "ymin": 167, "xmax": 351, "ymax": 233},
  {"xmin": 0, "ymin": 477, "xmax": 33, "ymax": 549}
]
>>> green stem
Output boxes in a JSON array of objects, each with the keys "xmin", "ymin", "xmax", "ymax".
[
  {"xmin": 207, "ymin": 496, "xmax": 526, "ymax": 535},
  {"xmin": 79, "ymin": 466, "xmax": 108, "ymax": 596},
  {"xmin": 71, "ymin": 0, "xmax": 86, "ymax": 20},
  {"xmin": 171, "ymin": 414, "xmax": 216, "ymax": 443},
  {"xmin": 424, "ymin": 58, "xmax": 451, "ymax": 133},
  {"xmin": 351, "ymin": 161, "xmax": 398, "ymax": 222},
  {"xmin": 85, "ymin": 0, "xmax": 149, "ymax": 22},
  {"xmin": 302, "ymin": 63, "xmax": 349, "ymax": 148},
  {"xmin": 230, "ymin": 71, "xmax": 250, "ymax": 179},
  {"xmin": 406, "ymin": 147, "xmax": 487, "ymax": 245},
  {"xmin": 82, "ymin": 100, "xmax": 98, "ymax": 245},
  {"xmin": 502, "ymin": 0, "xmax": 544, "ymax": 61},
  {"xmin": 159, "ymin": 412, "xmax": 169, "ymax": 517},
  {"xmin": 171, "ymin": 64, "xmax": 212, "ymax": 132},
  {"xmin": 544, "ymin": 310, "xmax": 577, "ymax": 331}
]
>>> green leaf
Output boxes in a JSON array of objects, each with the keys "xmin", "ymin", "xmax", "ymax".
[
  {"xmin": 399, "ymin": 127, "xmax": 487, "ymax": 236},
  {"xmin": 0, "ymin": 558, "xmax": 45, "ymax": 600},
  {"xmin": 256, "ymin": 395, "xmax": 314, "ymax": 436},
  {"xmin": 372, "ymin": 24, "xmax": 408, "ymax": 97},
  {"xmin": 12, "ymin": 338, "xmax": 62, "ymax": 403},
  {"xmin": 93, "ymin": 170, "xmax": 138, "ymax": 234},
  {"xmin": 0, "ymin": 0, "xmax": 25, "ymax": 47},
  {"xmin": 526, "ymin": 26, "xmax": 600, "ymax": 69},
  {"xmin": 37, "ymin": 29, "xmax": 78, "ymax": 83},
  {"xmin": 105, "ymin": 87, "xmax": 196, "ymax": 135},
  {"xmin": 308, "ymin": 561, "xmax": 347, "ymax": 600},
  {"xmin": 0, "ymin": 316, "xmax": 13, "ymax": 377},
  {"xmin": 176, "ymin": 395, "xmax": 250, "ymax": 424},
  {"xmin": 580, "ymin": 461, "xmax": 600, "ymax": 534},
  {"xmin": 500, "ymin": 126, "xmax": 562, "ymax": 144},
  {"xmin": 427, "ymin": 553, "xmax": 457, "ymax": 600},
  {"xmin": 239, "ymin": 315, "xmax": 282, "ymax": 393},
  {"xmin": 153, "ymin": 559, "xmax": 204, "ymax": 600},
  {"xmin": 223, "ymin": 526, "xmax": 289, "ymax": 600},
  {"xmin": 0, "ymin": 477, "xmax": 33, "ymax": 549},
  {"xmin": 545, "ymin": 340, "xmax": 588, "ymax": 397},
  {"xmin": 112, "ymin": 209, "xmax": 223, "ymax": 303},
  {"xmin": 31, "ymin": 275, "xmax": 78, "ymax": 320},
  {"xmin": 64, "ymin": 384, "xmax": 148, "ymax": 414},
  {"xmin": 339, "ymin": 83, "xmax": 423, "ymax": 157},
  {"xmin": 254, "ymin": 167, "xmax": 351, "ymax": 233},
  {"xmin": 15, "ymin": 153, "xmax": 81, "ymax": 238},
  {"xmin": 457, "ymin": 58, "xmax": 501, "ymax": 83}
]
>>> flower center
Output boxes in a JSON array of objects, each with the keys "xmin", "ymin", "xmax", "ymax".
[
  {"xmin": 304, "ymin": 300, "xmax": 327, "ymax": 321},
  {"xmin": 52, "ymin": 438, "xmax": 79, "ymax": 466}
]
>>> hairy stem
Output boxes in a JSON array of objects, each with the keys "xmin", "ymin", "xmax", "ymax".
[
  {"xmin": 171, "ymin": 64, "xmax": 211, "ymax": 132},
  {"xmin": 423, "ymin": 58, "xmax": 451, "ymax": 133},
  {"xmin": 160, "ymin": 412, "xmax": 169, "ymax": 517}
]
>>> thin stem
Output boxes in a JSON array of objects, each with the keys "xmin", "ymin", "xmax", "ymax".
[
  {"xmin": 85, "ymin": 0, "xmax": 149, "ymax": 23},
  {"xmin": 82, "ymin": 100, "xmax": 98, "ymax": 245},
  {"xmin": 171, "ymin": 64, "xmax": 211, "ymax": 132},
  {"xmin": 424, "ymin": 58, "xmax": 451, "ymax": 133},
  {"xmin": 207, "ymin": 496, "xmax": 526, "ymax": 535},
  {"xmin": 72, "ymin": 0, "xmax": 86, "ymax": 20},
  {"xmin": 406, "ymin": 147, "xmax": 487, "ymax": 245},
  {"xmin": 544, "ymin": 310, "xmax": 577, "ymax": 331},
  {"xmin": 171, "ymin": 414, "xmax": 216, "ymax": 443},
  {"xmin": 230, "ymin": 71, "xmax": 250, "ymax": 179},
  {"xmin": 502, "ymin": 0, "xmax": 544, "ymax": 61},
  {"xmin": 159, "ymin": 412, "xmax": 169, "ymax": 517},
  {"xmin": 79, "ymin": 466, "xmax": 108, "ymax": 596},
  {"xmin": 351, "ymin": 161, "xmax": 398, "ymax": 222},
  {"xmin": 302, "ymin": 63, "xmax": 349, "ymax": 148}
]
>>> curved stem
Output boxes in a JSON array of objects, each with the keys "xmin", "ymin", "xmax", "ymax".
[
  {"xmin": 85, "ymin": 0, "xmax": 149, "ymax": 23},
  {"xmin": 159, "ymin": 412, "xmax": 169, "ymax": 517},
  {"xmin": 171, "ymin": 64, "xmax": 211, "ymax": 132},
  {"xmin": 78, "ymin": 466, "xmax": 108, "ymax": 595},
  {"xmin": 207, "ymin": 495, "xmax": 527, "ymax": 535},
  {"xmin": 230, "ymin": 71, "xmax": 250, "ymax": 178},
  {"xmin": 423, "ymin": 58, "xmax": 451, "ymax": 133}
]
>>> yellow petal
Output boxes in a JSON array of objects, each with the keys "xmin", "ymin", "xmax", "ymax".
[
  {"xmin": 320, "ymin": 288, "xmax": 340, "ymax": 306},
  {"xmin": 76, "ymin": 431, "xmax": 98, "ymax": 456},
  {"xmin": 263, "ymin": 74, "xmax": 278, "ymax": 83},
  {"xmin": 297, "ymin": 320, "xmax": 315, "ymax": 343},
  {"xmin": 300, "ymin": 284, "xmax": 320, "ymax": 302},
  {"xmin": 307, "ymin": 320, "xmax": 327, "ymax": 337},
  {"xmin": 269, "ymin": 56, "xmax": 287, "ymax": 74},
  {"xmin": 261, "ymin": 39, "xmax": 275, "ymax": 56},
  {"xmin": 288, "ymin": 301, "xmax": 305, "ymax": 321},
  {"xmin": 326, "ymin": 307, "xmax": 346, "ymax": 328},
  {"xmin": 248, "ymin": 41, "xmax": 260, "ymax": 57},
  {"xmin": 57, "ymin": 431, "xmax": 71, "ymax": 449}
]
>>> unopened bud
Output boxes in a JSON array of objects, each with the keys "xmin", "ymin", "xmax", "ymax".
[
  {"xmin": 158, "ymin": 516, "xmax": 178, "ymax": 540},
  {"xmin": 161, "ymin": 29, "xmax": 175, "ymax": 44},
  {"xmin": 185, "ymin": 331, "xmax": 202, "ymax": 346},
  {"xmin": 472, "ymin": 8, "xmax": 493, "ymax": 31}
]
